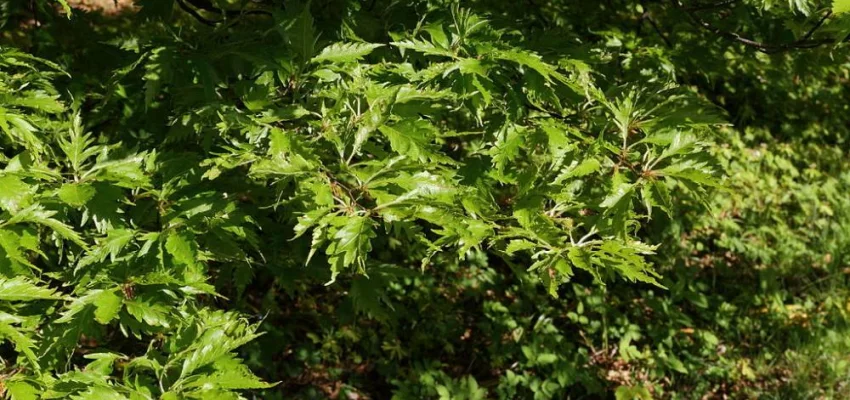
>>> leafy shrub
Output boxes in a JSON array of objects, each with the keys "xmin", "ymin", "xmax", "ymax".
[{"xmin": 1, "ymin": 0, "xmax": 850, "ymax": 399}]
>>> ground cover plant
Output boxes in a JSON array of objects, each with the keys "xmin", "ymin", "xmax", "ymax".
[{"xmin": 1, "ymin": 0, "xmax": 850, "ymax": 398}]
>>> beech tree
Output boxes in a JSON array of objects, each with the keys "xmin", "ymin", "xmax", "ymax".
[{"xmin": 1, "ymin": 0, "xmax": 850, "ymax": 398}]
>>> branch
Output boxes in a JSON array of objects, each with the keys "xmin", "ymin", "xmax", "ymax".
[
  {"xmin": 642, "ymin": 11, "xmax": 673, "ymax": 47},
  {"xmin": 672, "ymin": 0, "xmax": 839, "ymax": 53},
  {"xmin": 685, "ymin": 0, "xmax": 739, "ymax": 12},
  {"xmin": 176, "ymin": 0, "xmax": 220, "ymax": 26},
  {"xmin": 801, "ymin": 10, "xmax": 832, "ymax": 42},
  {"xmin": 176, "ymin": 0, "xmax": 273, "ymax": 27},
  {"xmin": 185, "ymin": 0, "xmax": 273, "ymax": 18},
  {"xmin": 185, "ymin": 0, "xmax": 223, "ymax": 14}
]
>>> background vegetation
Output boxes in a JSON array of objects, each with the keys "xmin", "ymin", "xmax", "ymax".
[{"xmin": 1, "ymin": 0, "xmax": 850, "ymax": 398}]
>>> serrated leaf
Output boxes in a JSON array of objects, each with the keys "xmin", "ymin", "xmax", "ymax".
[
  {"xmin": 125, "ymin": 299, "xmax": 171, "ymax": 328},
  {"xmin": 69, "ymin": 387, "xmax": 126, "ymax": 400},
  {"xmin": 180, "ymin": 315, "xmax": 261, "ymax": 378},
  {"xmin": 311, "ymin": 42, "xmax": 383, "ymax": 64},
  {"xmin": 0, "ymin": 175, "xmax": 33, "ymax": 212},
  {"xmin": 568, "ymin": 246, "xmax": 592, "ymax": 273},
  {"xmin": 6, "ymin": 381, "xmax": 40, "ymax": 400},
  {"xmin": 56, "ymin": 289, "xmax": 104, "ymax": 323},
  {"xmin": 598, "ymin": 241, "xmax": 663, "ymax": 287},
  {"xmin": 653, "ymin": 180, "xmax": 673, "ymax": 213},
  {"xmin": 59, "ymin": 113, "xmax": 100, "ymax": 173},
  {"xmin": 185, "ymin": 357, "xmax": 274, "ymax": 390},
  {"xmin": 165, "ymin": 231, "xmax": 197, "ymax": 266},
  {"xmin": 378, "ymin": 121, "xmax": 449, "ymax": 163},
  {"xmin": 84, "ymin": 352, "xmax": 123, "ymax": 376},
  {"xmin": 93, "ymin": 290, "xmax": 123, "ymax": 324},
  {"xmin": 285, "ymin": 2, "xmax": 317, "ymax": 62},
  {"xmin": 489, "ymin": 124, "xmax": 525, "ymax": 179},
  {"xmin": 11, "ymin": 92, "xmax": 64, "ymax": 114},
  {"xmin": 7, "ymin": 205, "xmax": 87, "ymax": 248},
  {"xmin": 293, "ymin": 207, "xmax": 332, "ymax": 239},
  {"xmin": 86, "ymin": 155, "xmax": 150, "ymax": 188},
  {"xmin": 600, "ymin": 183, "xmax": 635, "ymax": 209},
  {"xmin": 0, "ymin": 277, "xmax": 63, "ymax": 301},
  {"xmin": 326, "ymin": 215, "xmax": 376, "ymax": 276},
  {"xmin": 0, "ymin": 323, "xmax": 39, "ymax": 371},
  {"xmin": 58, "ymin": 183, "xmax": 96, "ymax": 207},
  {"xmin": 392, "ymin": 39, "xmax": 457, "ymax": 58},
  {"xmin": 492, "ymin": 49, "xmax": 570, "ymax": 85},
  {"xmin": 350, "ymin": 89, "xmax": 397, "ymax": 159},
  {"xmin": 505, "ymin": 239, "xmax": 537, "ymax": 255},
  {"xmin": 556, "ymin": 158, "xmax": 601, "ymax": 183},
  {"xmin": 77, "ymin": 229, "xmax": 136, "ymax": 272},
  {"xmin": 660, "ymin": 161, "xmax": 719, "ymax": 187},
  {"xmin": 255, "ymin": 106, "xmax": 311, "ymax": 123}
]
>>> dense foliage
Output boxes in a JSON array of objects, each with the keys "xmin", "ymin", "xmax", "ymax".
[{"xmin": 1, "ymin": 0, "xmax": 850, "ymax": 398}]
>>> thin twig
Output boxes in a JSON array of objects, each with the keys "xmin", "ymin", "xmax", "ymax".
[
  {"xmin": 186, "ymin": 0, "xmax": 273, "ymax": 18},
  {"xmin": 685, "ymin": 0, "xmax": 739, "ymax": 12},
  {"xmin": 177, "ymin": 0, "xmax": 272, "ymax": 27},
  {"xmin": 642, "ymin": 11, "xmax": 673, "ymax": 47},
  {"xmin": 176, "ymin": 0, "xmax": 220, "ymax": 26},
  {"xmin": 801, "ymin": 10, "xmax": 832, "ymax": 42},
  {"xmin": 672, "ymin": 0, "xmax": 839, "ymax": 53}
]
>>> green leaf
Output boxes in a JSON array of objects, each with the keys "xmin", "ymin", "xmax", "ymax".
[
  {"xmin": 598, "ymin": 241, "xmax": 662, "ymax": 287},
  {"xmin": 492, "ymin": 49, "xmax": 570, "ymax": 85},
  {"xmin": 184, "ymin": 356, "xmax": 273, "ymax": 390},
  {"xmin": 93, "ymin": 290, "xmax": 123, "ymax": 324},
  {"xmin": 325, "ymin": 215, "xmax": 376, "ymax": 282},
  {"xmin": 86, "ymin": 155, "xmax": 150, "ymax": 188},
  {"xmin": 600, "ymin": 182, "xmax": 635, "ymax": 209},
  {"xmin": 166, "ymin": 231, "xmax": 198, "ymax": 266},
  {"xmin": 311, "ymin": 42, "xmax": 383, "ymax": 64},
  {"xmin": 55, "ymin": 0, "xmax": 73, "ymax": 17},
  {"xmin": 615, "ymin": 385, "xmax": 652, "ymax": 400},
  {"xmin": 6, "ymin": 205, "xmax": 87, "ymax": 248},
  {"xmin": 179, "ymin": 314, "xmax": 261, "ymax": 378},
  {"xmin": 536, "ymin": 353, "xmax": 558, "ymax": 364},
  {"xmin": 0, "ymin": 175, "xmax": 33, "ymax": 212},
  {"xmin": 255, "ymin": 106, "xmax": 311, "ymax": 123},
  {"xmin": 0, "ymin": 323, "xmax": 39, "ymax": 371},
  {"xmin": 58, "ymin": 113, "xmax": 100, "ymax": 173},
  {"xmin": 378, "ymin": 120, "xmax": 449, "ymax": 163},
  {"xmin": 0, "ymin": 277, "xmax": 63, "ymax": 301},
  {"xmin": 10, "ymin": 92, "xmax": 63, "ymax": 113},
  {"xmin": 568, "ymin": 246, "xmax": 592, "ymax": 272},
  {"xmin": 392, "ymin": 39, "xmax": 457, "ymax": 58},
  {"xmin": 489, "ymin": 124, "xmax": 525, "ymax": 179},
  {"xmin": 660, "ymin": 161, "xmax": 719, "ymax": 187},
  {"xmin": 84, "ymin": 352, "xmax": 123, "ymax": 376},
  {"xmin": 505, "ymin": 239, "xmax": 537, "ymax": 255},
  {"xmin": 125, "ymin": 298, "xmax": 171, "ymax": 328},
  {"xmin": 6, "ymin": 381, "xmax": 41, "ymax": 400},
  {"xmin": 350, "ymin": 89, "xmax": 397, "ymax": 159},
  {"xmin": 58, "ymin": 183, "xmax": 96, "ymax": 207},
  {"xmin": 556, "ymin": 158, "xmax": 601, "ymax": 183},
  {"xmin": 56, "ymin": 290, "xmax": 104, "ymax": 323},
  {"xmin": 284, "ymin": 2, "xmax": 317, "ymax": 62},
  {"xmin": 69, "ymin": 387, "xmax": 126, "ymax": 400}
]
